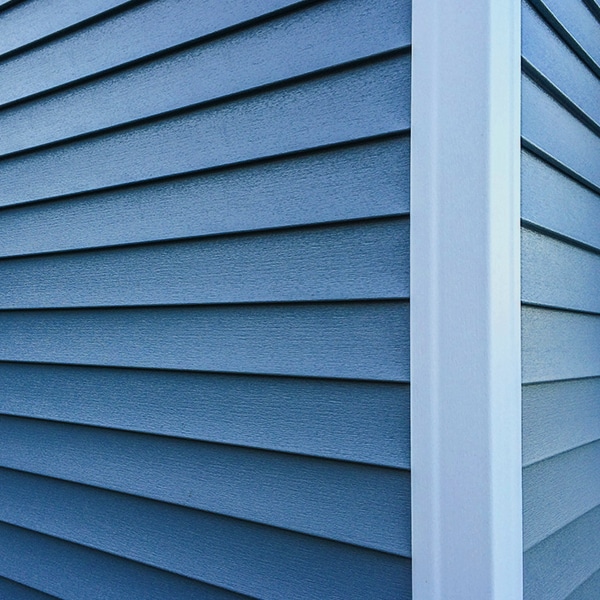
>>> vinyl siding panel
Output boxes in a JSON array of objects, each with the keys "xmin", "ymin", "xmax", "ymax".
[
  {"xmin": 0, "ymin": 576, "xmax": 59, "ymax": 600},
  {"xmin": 0, "ymin": 137, "xmax": 409, "ymax": 257},
  {"xmin": 0, "ymin": 1, "xmax": 411, "ymax": 597},
  {"xmin": 0, "ymin": 0, "xmax": 132, "ymax": 57},
  {"xmin": 0, "ymin": 522, "xmax": 251, "ymax": 600},
  {"xmin": 522, "ymin": 1, "xmax": 600, "ymax": 598},
  {"xmin": 0, "ymin": 469, "xmax": 411, "ymax": 600}
]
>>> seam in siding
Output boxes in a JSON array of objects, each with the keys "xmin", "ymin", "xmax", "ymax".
[
  {"xmin": 522, "ymin": 436, "xmax": 600, "ymax": 469},
  {"xmin": 521, "ymin": 138, "xmax": 600, "ymax": 196},
  {"xmin": 521, "ymin": 219, "xmax": 600, "ymax": 256},
  {"xmin": 0, "ymin": 412, "xmax": 411, "ymax": 471},
  {"xmin": 582, "ymin": 0, "xmax": 600, "ymax": 23},
  {"xmin": 527, "ymin": 0, "xmax": 600, "ymax": 78},
  {"xmin": 521, "ymin": 301, "xmax": 600, "ymax": 318},
  {"xmin": 566, "ymin": 566, "xmax": 600, "ymax": 599},
  {"xmin": 0, "ymin": 130, "xmax": 410, "ymax": 212},
  {"xmin": 522, "ymin": 59, "xmax": 600, "ymax": 138},
  {"xmin": 0, "ymin": 0, "xmax": 142, "ymax": 62},
  {"xmin": 524, "ymin": 502, "xmax": 600, "ymax": 554},
  {"xmin": 0, "ymin": 213, "xmax": 409, "ymax": 261},
  {"xmin": 0, "ymin": 468, "xmax": 412, "ymax": 559},
  {"xmin": 0, "ymin": 519, "xmax": 260, "ymax": 600},
  {"xmin": 0, "ymin": 47, "xmax": 410, "ymax": 162},
  {"xmin": 0, "ymin": 0, "xmax": 324, "ymax": 111},
  {"xmin": 0, "ymin": 459, "xmax": 412, "ymax": 556}
]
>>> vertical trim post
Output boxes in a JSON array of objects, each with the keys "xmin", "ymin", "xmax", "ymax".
[{"xmin": 410, "ymin": 1, "xmax": 522, "ymax": 598}]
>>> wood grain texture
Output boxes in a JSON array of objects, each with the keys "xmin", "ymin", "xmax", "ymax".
[
  {"xmin": 0, "ymin": 55, "xmax": 410, "ymax": 207},
  {"xmin": 524, "ymin": 505, "xmax": 600, "ymax": 600},
  {"xmin": 0, "ymin": 0, "xmax": 132, "ymax": 57},
  {"xmin": 0, "ymin": 0, "xmax": 307, "ymax": 106},
  {"xmin": 523, "ymin": 1, "xmax": 600, "ymax": 129},
  {"xmin": 522, "ymin": 3, "xmax": 600, "ymax": 597},
  {"xmin": 523, "ymin": 378, "xmax": 600, "ymax": 466},
  {"xmin": 0, "ymin": 415, "xmax": 410, "ymax": 555},
  {"xmin": 522, "ymin": 226, "xmax": 600, "ymax": 314},
  {"xmin": 522, "ymin": 74, "xmax": 600, "ymax": 191},
  {"xmin": 0, "ymin": 137, "xmax": 409, "ymax": 257},
  {"xmin": 0, "ymin": 0, "xmax": 410, "ymax": 156},
  {"xmin": 522, "ymin": 306, "xmax": 600, "ymax": 384},
  {"xmin": 0, "ymin": 522, "xmax": 250, "ymax": 600},
  {"xmin": 0, "ymin": 302, "xmax": 409, "ymax": 381},
  {"xmin": 0, "ymin": 576, "xmax": 58, "ymax": 600},
  {"xmin": 522, "ymin": 150, "xmax": 600, "ymax": 250},
  {"xmin": 0, "ymin": 218, "xmax": 408, "ymax": 308},
  {"xmin": 523, "ymin": 441, "xmax": 600, "ymax": 550},
  {"xmin": 0, "ymin": 363, "xmax": 410, "ymax": 468},
  {"xmin": 0, "ymin": 0, "xmax": 412, "ymax": 596},
  {"xmin": 0, "ymin": 469, "xmax": 412, "ymax": 600}
]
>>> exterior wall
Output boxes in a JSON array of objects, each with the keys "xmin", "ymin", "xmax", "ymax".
[
  {"xmin": 0, "ymin": 0, "xmax": 411, "ymax": 598},
  {"xmin": 521, "ymin": 1, "xmax": 600, "ymax": 598}
]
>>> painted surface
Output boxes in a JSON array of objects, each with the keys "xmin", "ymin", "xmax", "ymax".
[
  {"xmin": 521, "ymin": 0, "xmax": 600, "ymax": 597},
  {"xmin": 0, "ymin": 0, "xmax": 411, "ymax": 597}
]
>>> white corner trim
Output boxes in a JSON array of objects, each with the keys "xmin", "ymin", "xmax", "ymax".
[{"xmin": 410, "ymin": 1, "xmax": 522, "ymax": 598}]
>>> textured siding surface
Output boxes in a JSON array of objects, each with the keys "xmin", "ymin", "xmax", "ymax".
[
  {"xmin": 0, "ymin": 0, "xmax": 411, "ymax": 598},
  {"xmin": 522, "ymin": 1, "xmax": 600, "ymax": 598}
]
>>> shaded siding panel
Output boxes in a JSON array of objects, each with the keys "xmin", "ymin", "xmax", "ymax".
[
  {"xmin": 0, "ymin": 0, "xmax": 411, "ymax": 597},
  {"xmin": 523, "ymin": 378, "xmax": 600, "ymax": 466},
  {"xmin": 0, "ymin": 417, "xmax": 411, "ymax": 555},
  {"xmin": 0, "ymin": 469, "xmax": 411, "ymax": 600},
  {"xmin": 0, "ymin": 363, "xmax": 410, "ymax": 469},
  {"xmin": 0, "ymin": 522, "xmax": 251, "ymax": 600},
  {"xmin": 567, "ymin": 568, "xmax": 600, "ymax": 600},
  {"xmin": 522, "ymin": 1, "xmax": 600, "ymax": 598},
  {"xmin": 0, "ymin": 576, "xmax": 59, "ymax": 600},
  {"xmin": 524, "ymin": 505, "xmax": 600, "ymax": 600}
]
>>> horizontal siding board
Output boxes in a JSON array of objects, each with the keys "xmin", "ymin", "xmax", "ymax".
[
  {"xmin": 521, "ymin": 150, "xmax": 600, "ymax": 250},
  {"xmin": 0, "ymin": 137, "xmax": 409, "ymax": 257},
  {"xmin": 532, "ymin": 0, "xmax": 600, "ymax": 68},
  {"xmin": 0, "ymin": 415, "xmax": 410, "ymax": 555},
  {"xmin": 0, "ymin": 576, "xmax": 58, "ymax": 600},
  {"xmin": 0, "ymin": 0, "xmax": 132, "ymax": 57},
  {"xmin": 0, "ymin": 55, "xmax": 410, "ymax": 207},
  {"xmin": 522, "ymin": 74, "xmax": 600, "ymax": 191},
  {"xmin": 0, "ymin": 469, "xmax": 411, "ymax": 600},
  {"xmin": 0, "ymin": 0, "xmax": 308, "ymax": 107},
  {"xmin": 0, "ymin": 363, "xmax": 410, "ymax": 469},
  {"xmin": 0, "ymin": 218, "xmax": 408, "ymax": 308},
  {"xmin": 522, "ymin": 226, "xmax": 600, "ymax": 313},
  {"xmin": 0, "ymin": 302, "xmax": 409, "ymax": 382},
  {"xmin": 567, "ymin": 568, "xmax": 600, "ymax": 600},
  {"xmin": 523, "ymin": 2, "xmax": 600, "ymax": 129},
  {"xmin": 524, "ymin": 504, "xmax": 600, "ymax": 600},
  {"xmin": 523, "ymin": 378, "xmax": 600, "ymax": 466},
  {"xmin": 0, "ymin": 522, "xmax": 250, "ymax": 600},
  {"xmin": 522, "ymin": 306, "xmax": 600, "ymax": 383},
  {"xmin": 0, "ymin": 0, "xmax": 410, "ymax": 156},
  {"xmin": 523, "ymin": 441, "xmax": 600, "ymax": 550}
]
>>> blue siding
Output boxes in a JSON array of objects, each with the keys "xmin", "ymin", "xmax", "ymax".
[
  {"xmin": 0, "ymin": 0, "xmax": 411, "ymax": 597},
  {"xmin": 522, "ymin": 1, "xmax": 600, "ymax": 598}
]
